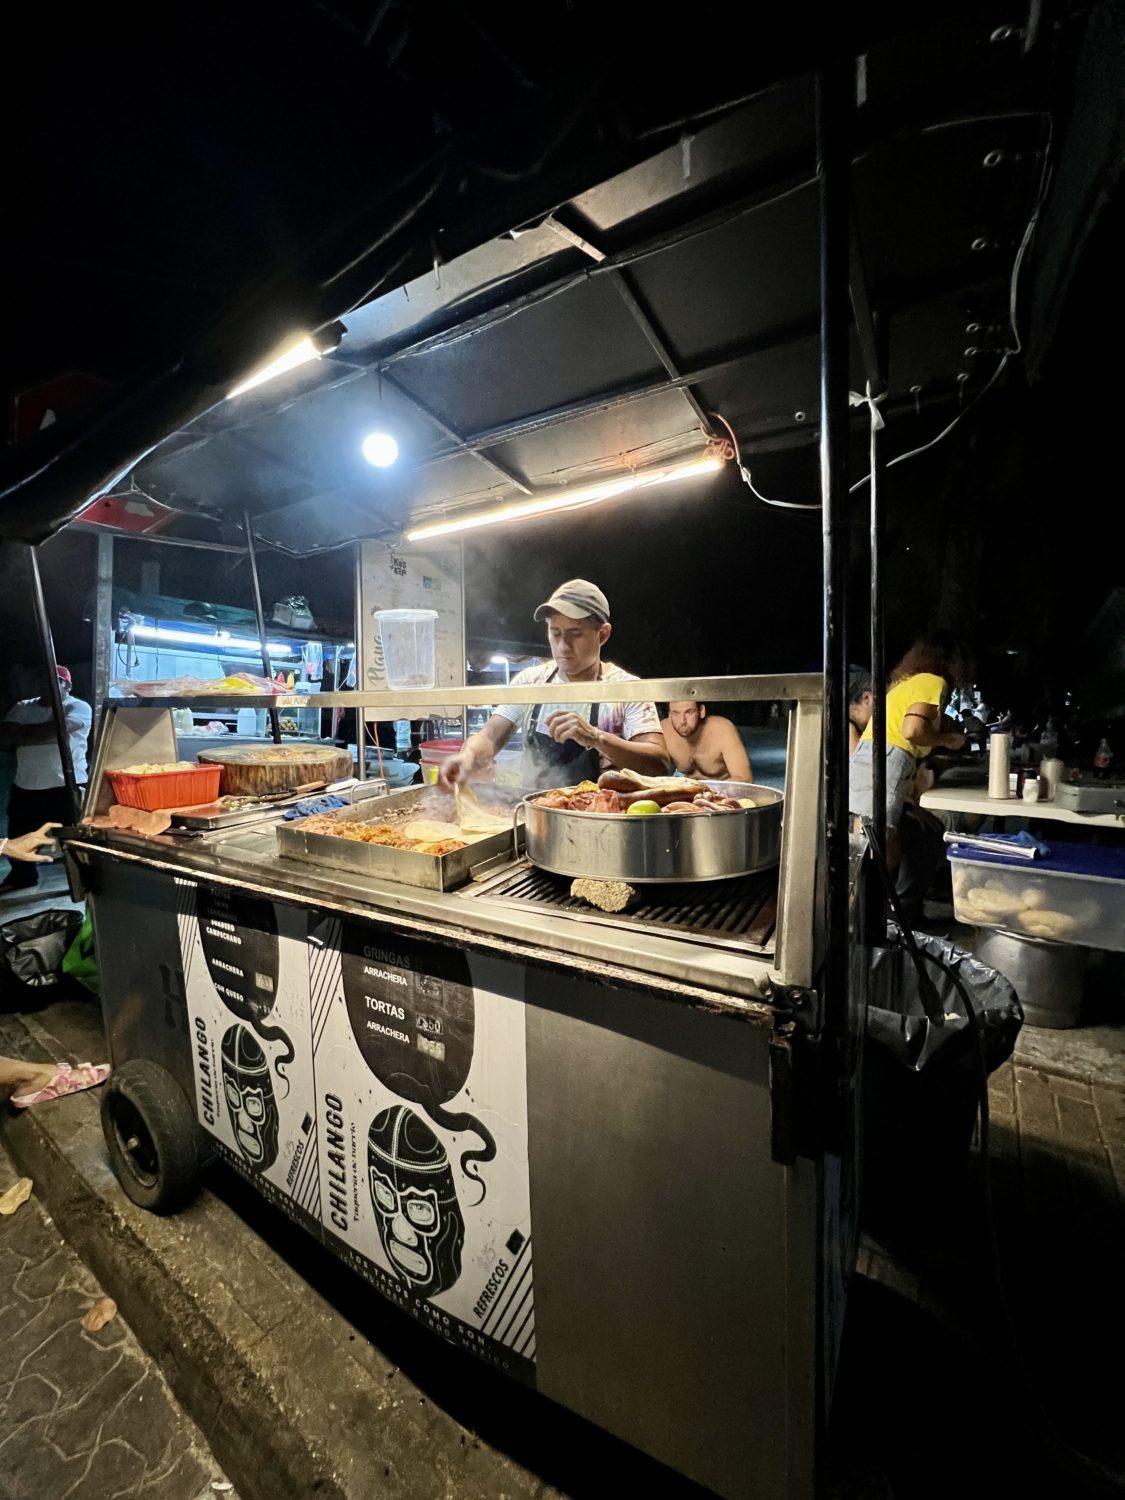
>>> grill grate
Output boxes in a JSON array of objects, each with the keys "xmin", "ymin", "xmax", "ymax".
[{"xmin": 474, "ymin": 863, "xmax": 777, "ymax": 953}]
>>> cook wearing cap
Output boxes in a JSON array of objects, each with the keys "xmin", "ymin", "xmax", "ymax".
[{"xmin": 439, "ymin": 579, "xmax": 669, "ymax": 787}]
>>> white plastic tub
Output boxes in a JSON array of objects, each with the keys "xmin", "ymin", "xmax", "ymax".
[
  {"xmin": 374, "ymin": 608, "xmax": 438, "ymax": 689},
  {"xmin": 949, "ymin": 841, "xmax": 1125, "ymax": 951}
]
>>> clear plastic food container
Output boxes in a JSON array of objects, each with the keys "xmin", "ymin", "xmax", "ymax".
[
  {"xmin": 949, "ymin": 841, "xmax": 1125, "ymax": 950},
  {"xmin": 374, "ymin": 608, "xmax": 438, "ymax": 690}
]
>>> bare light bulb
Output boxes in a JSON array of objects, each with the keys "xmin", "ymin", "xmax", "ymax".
[{"xmin": 362, "ymin": 431, "xmax": 399, "ymax": 468}]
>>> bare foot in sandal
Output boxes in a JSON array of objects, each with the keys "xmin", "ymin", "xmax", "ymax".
[
  {"xmin": 4, "ymin": 1059, "xmax": 111, "ymax": 1108},
  {"xmin": 0, "ymin": 1057, "xmax": 59, "ymax": 1099}
]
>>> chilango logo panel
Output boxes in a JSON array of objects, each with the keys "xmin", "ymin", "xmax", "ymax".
[
  {"xmin": 310, "ymin": 917, "xmax": 535, "ymax": 1383},
  {"xmin": 178, "ymin": 882, "xmax": 320, "ymax": 1222}
]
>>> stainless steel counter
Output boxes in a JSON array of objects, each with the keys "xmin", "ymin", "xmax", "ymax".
[{"xmin": 66, "ymin": 826, "xmax": 778, "ymax": 1015}]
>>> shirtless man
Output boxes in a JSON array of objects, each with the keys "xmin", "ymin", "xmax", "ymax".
[{"xmin": 661, "ymin": 702, "xmax": 752, "ymax": 781}]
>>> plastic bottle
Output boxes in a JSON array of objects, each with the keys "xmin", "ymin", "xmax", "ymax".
[
  {"xmin": 236, "ymin": 707, "xmax": 256, "ymax": 736},
  {"xmin": 394, "ymin": 719, "xmax": 411, "ymax": 753},
  {"xmin": 1094, "ymin": 737, "xmax": 1113, "ymax": 779}
]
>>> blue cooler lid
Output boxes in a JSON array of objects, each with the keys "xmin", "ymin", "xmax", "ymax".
[{"xmin": 947, "ymin": 838, "xmax": 1125, "ymax": 883}]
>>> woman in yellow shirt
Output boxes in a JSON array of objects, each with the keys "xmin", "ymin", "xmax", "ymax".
[{"xmin": 849, "ymin": 637, "xmax": 968, "ymax": 891}]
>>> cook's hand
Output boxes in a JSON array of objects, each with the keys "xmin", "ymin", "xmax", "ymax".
[
  {"xmin": 438, "ymin": 749, "xmax": 475, "ymax": 787},
  {"xmin": 5, "ymin": 824, "xmax": 61, "ymax": 863},
  {"xmin": 545, "ymin": 711, "xmax": 598, "ymax": 748}
]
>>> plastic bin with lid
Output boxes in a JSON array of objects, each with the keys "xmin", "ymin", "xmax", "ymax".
[
  {"xmin": 948, "ymin": 840, "xmax": 1125, "ymax": 950},
  {"xmin": 419, "ymin": 738, "xmax": 463, "ymax": 783}
]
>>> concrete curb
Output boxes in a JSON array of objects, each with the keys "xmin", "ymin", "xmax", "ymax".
[{"xmin": 1, "ymin": 1004, "xmax": 552, "ymax": 1500}]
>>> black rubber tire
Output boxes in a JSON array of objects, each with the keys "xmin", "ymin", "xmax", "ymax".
[{"xmin": 100, "ymin": 1060, "xmax": 202, "ymax": 1214}]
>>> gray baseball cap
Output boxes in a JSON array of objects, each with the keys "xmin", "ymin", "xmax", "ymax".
[{"xmin": 533, "ymin": 579, "xmax": 610, "ymax": 624}]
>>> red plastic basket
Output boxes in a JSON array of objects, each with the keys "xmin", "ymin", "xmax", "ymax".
[{"xmin": 106, "ymin": 763, "xmax": 222, "ymax": 812}]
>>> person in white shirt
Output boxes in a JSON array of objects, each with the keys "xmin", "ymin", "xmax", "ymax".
[
  {"xmin": 439, "ymin": 579, "xmax": 670, "ymax": 787},
  {"xmin": 0, "ymin": 666, "xmax": 91, "ymax": 890}
]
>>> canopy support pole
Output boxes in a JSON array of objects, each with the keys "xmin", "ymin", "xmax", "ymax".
[
  {"xmin": 817, "ymin": 65, "xmax": 852, "ymax": 1047},
  {"xmin": 242, "ymin": 511, "xmax": 282, "ymax": 744},
  {"xmin": 92, "ymin": 531, "xmax": 115, "ymax": 726},
  {"xmin": 869, "ymin": 397, "xmax": 887, "ymax": 941},
  {"xmin": 27, "ymin": 546, "xmax": 81, "ymax": 819},
  {"xmin": 353, "ymin": 542, "xmax": 367, "ymax": 782}
]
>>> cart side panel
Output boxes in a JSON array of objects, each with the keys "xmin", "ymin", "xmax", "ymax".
[
  {"xmin": 525, "ymin": 974, "xmax": 814, "ymax": 1500},
  {"xmin": 87, "ymin": 863, "xmax": 196, "ymax": 1101}
]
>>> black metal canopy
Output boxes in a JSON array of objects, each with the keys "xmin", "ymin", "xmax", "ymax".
[{"xmin": 1, "ymin": 2, "xmax": 1106, "ymax": 554}]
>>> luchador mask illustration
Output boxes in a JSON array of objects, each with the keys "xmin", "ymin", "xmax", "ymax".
[
  {"xmin": 367, "ymin": 1105, "xmax": 464, "ymax": 1299},
  {"xmin": 221, "ymin": 1023, "xmax": 279, "ymax": 1171}
]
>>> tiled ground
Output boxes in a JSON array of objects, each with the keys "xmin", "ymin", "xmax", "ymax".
[
  {"xmin": 849, "ymin": 1056, "xmax": 1125, "ymax": 1495},
  {"xmin": 0, "ymin": 1145, "xmax": 237, "ymax": 1500}
]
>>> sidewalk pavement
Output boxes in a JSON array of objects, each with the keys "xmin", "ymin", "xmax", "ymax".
[
  {"xmin": 844, "ymin": 1056, "xmax": 1125, "ymax": 1496},
  {"xmin": 0, "ymin": 1142, "xmax": 236, "ymax": 1500}
]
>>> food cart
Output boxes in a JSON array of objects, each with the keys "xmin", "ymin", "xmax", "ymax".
[{"xmin": 64, "ymin": 666, "xmax": 851, "ymax": 1500}]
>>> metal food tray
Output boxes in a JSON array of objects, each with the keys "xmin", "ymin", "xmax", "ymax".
[
  {"xmin": 275, "ymin": 784, "xmax": 520, "ymax": 891},
  {"xmin": 173, "ymin": 804, "xmax": 290, "ymax": 832}
]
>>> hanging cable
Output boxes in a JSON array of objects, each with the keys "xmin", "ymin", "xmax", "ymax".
[
  {"xmin": 711, "ymin": 412, "xmax": 822, "ymax": 510},
  {"xmin": 847, "ymin": 352, "xmax": 1010, "ymax": 494},
  {"xmin": 721, "ymin": 110, "xmax": 1053, "ymax": 511}
]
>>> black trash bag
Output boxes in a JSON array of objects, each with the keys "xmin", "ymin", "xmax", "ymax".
[
  {"xmin": 862, "ymin": 926, "xmax": 1024, "ymax": 1237},
  {"xmin": 0, "ymin": 909, "xmax": 84, "ymax": 997}
]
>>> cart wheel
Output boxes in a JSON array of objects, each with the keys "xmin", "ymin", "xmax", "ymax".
[{"xmin": 100, "ymin": 1060, "xmax": 201, "ymax": 1214}]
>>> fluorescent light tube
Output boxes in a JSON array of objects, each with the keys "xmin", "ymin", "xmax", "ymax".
[
  {"xmin": 405, "ymin": 454, "xmax": 724, "ymax": 543},
  {"xmin": 131, "ymin": 624, "xmax": 298, "ymax": 656},
  {"xmin": 227, "ymin": 322, "xmax": 344, "ymax": 399}
]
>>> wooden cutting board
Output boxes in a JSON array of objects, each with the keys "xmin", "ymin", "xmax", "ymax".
[{"xmin": 197, "ymin": 744, "xmax": 351, "ymax": 795}]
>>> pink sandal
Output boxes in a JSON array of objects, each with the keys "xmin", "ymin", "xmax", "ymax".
[{"xmin": 11, "ymin": 1062, "xmax": 111, "ymax": 1109}]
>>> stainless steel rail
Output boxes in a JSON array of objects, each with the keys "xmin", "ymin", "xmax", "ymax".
[{"xmin": 107, "ymin": 671, "xmax": 823, "ymax": 715}]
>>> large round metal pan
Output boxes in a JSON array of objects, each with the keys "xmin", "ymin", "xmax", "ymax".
[{"xmin": 521, "ymin": 782, "xmax": 783, "ymax": 883}]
